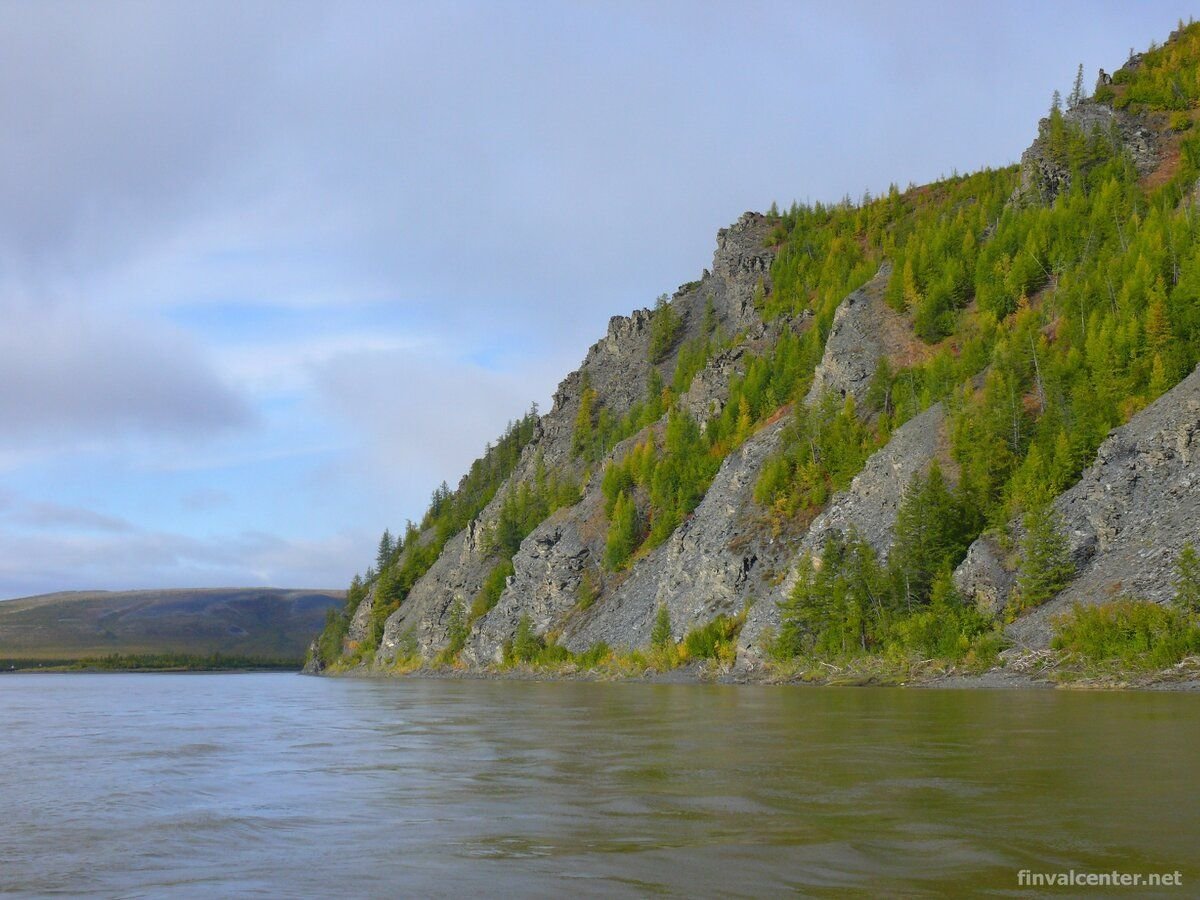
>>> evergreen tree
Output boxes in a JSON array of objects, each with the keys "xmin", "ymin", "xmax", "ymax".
[
  {"xmin": 510, "ymin": 613, "xmax": 541, "ymax": 663},
  {"xmin": 648, "ymin": 293, "xmax": 681, "ymax": 363},
  {"xmin": 445, "ymin": 599, "xmax": 468, "ymax": 656},
  {"xmin": 572, "ymin": 383, "xmax": 598, "ymax": 458},
  {"xmin": 605, "ymin": 491, "xmax": 640, "ymax": 569},
  {"xmin": 376, "ymin": 529, "xmax": 394, "ymax": 571},
  {"xmin": 1068, "ymin": 63, "xmax": 1086, "ymax": 109},
  {"xmin": 1015, "ymin": 502, "xmax": 1075, "ymax": 610},
  {"xmin": 651, "ymin": 605, "xmax": 673, "ymax": 648},
  {"xmin": 1174, "ymin": 542, "xmax": 1200, "ymax": 616},
  {"xmin": 890, "ymin": 461, "xmax": 972, "ymax": 607}
]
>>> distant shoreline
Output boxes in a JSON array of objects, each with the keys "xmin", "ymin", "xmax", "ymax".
[
  {"xmin": 2, "ymin": 654, "xmax": 302, "ymax": 674},
  {"xmin": 311, "ymin": 658, "xmax": 1200, "ymax": 693}
]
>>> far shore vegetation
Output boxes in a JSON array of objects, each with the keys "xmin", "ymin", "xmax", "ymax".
[{"xmin": 2, "ymin": 652, "xmax": 303, "ymax": 673}]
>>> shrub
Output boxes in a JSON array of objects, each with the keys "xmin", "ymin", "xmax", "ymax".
[
  {"xmin": 681, "ymin": 612, "xmax": 744, "ymax": 664},
  {"xmin": 471, "ymin": 560, "xmax": 513, "ymax": 621},
  {"xmin": 506, "ymin": 613, "xmax": 543, "ymax": 664},
  {"xmin": 1051, "ymin": 598, "xmax": 1200, "ymax": 671},
  {"xmin": 576, "ymin": 569, "xmax": 599, "ymax": 611},
  {"xmin": 576, "ymin": 642, "xmax": 611, "ymax": 668}
]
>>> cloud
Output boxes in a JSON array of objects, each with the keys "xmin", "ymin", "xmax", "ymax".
[
  {"xmin": 0, "ymin": 303, "xmax": 253, "ymax": 449},
  {"xmin": 0, "ymin": 525, "xmax": 359, "ymax": 600},
  {"xmin": 7, "ymin": 501, "xmax": 134, "ymax": 534},
  {"xmin": 312, "ymin": 344, "xmax": 564, "ymax": 507},
  {"xmin": 179, "ymin": 488, "xmax": 232, "ymax": 512}
]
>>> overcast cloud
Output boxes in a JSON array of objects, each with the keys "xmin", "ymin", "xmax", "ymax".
[{"xmin": 0, "ymin": 1, "xmax": 1193, "ymax": 598}]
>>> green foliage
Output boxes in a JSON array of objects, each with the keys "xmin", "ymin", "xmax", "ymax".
[
  {"xmin": 73, "ymin": 652, "xmax": 301, "ymax": 671},
  {"xmin": 572, "ymin": 382, "xmax": 598, "ymax": 457},
  {"xmin": 1014, "ymin": 502, "xmax": 1075, "ymax": 612},
  {"xmin": 681, "ymin": 611, "xmax": 744, "ymax": 664},
  {"xmin": 888, "ymin": 571, "xmax": 994, "ymax": 661},
  {"xmin": 376, "ymin": 529, "xmax": 395, "ymax": 571},
  {"xmin": 648, "ymin": 293, "xmax": 682, "ymax": 363},
  {"xmin": 572, "ymin": 367, "xmax": 670, "ymax": 464},
  {"xmin": 502, "ymin": 614, "xmax": 572, "ymax": 666},
  {"xmin": 508, "ymin": 613, "xmax": 542, "ymax": 663},
  {"xmin": 316, "ymin": 573, "xmax": 368, "ymax": 663},
  {"xmin": 600, "ymin": 407, "xmax": 722, "ymax": 565},
  {"xmin": 883, "ymin": 170, "xmax": 1012, "ymax": 339},
  {"xmin": 485, "ymin": 458, "xmax": 580, "ymax": 557},
  {"xmin": 1175, "ymin": 542, "xmax": 1200, "ymax": 615},
  {"xmin": 575, "ymin": 641, "xmax": 612, "ymax": 668},
  {"xmin": 1111, "ymin": 23, "xmax": 1200, "ymax": 111},
  {"xmin": 774, "ymin": 528, "xmax": 988, "ymax": 665},
  {"xmin": 468, "ymin": 561, "xmax": 512, "ymax": 623},
  {"xmin": 444, "ymin": 600, "xmax": 468, "ymax": 658},
  {"xmin": 650, "ymin": 605, "xmax": 673, "ymax": 648},
  {"xmin": 605, "ymin": 490, "xmax": 641, "ymax": 570},
  {"xmin": 575, "ymin": 568, "xmax": 599, "ymax": 610},
  {"xmin": 890, "ymin": 461, "xmax": 976, "ymax": 607},
  {"xmin": 1052, "ymin": 598, "xmax": 1200, "ymax": 670},
  {"xmin": 775, "ymin": 532, "xmax": 890, "ymax": 657},
  {"xmin": 316, "ymin": 406, "xmax": 542, "ymax": 665},
  {"xmin": 754, "ymin": 392, "xmax": 878, "ymax": 521}
]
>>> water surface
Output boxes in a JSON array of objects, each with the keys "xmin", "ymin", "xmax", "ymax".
[{"xmin": 2, "ymin": 674, "xmax": 1197, "ymax": 896}]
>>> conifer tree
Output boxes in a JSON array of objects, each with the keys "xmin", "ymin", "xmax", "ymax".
[
  {"xmin": 1068, "ymin": 63, "xmax": 1086, "ymax": 109},
  {"xmin": 445, "ymin": 599, "xmax": 468, "ymax": 655},
  {"xmin": 1015, "ymin": 502, "xmax": 1074, "ymax": 611},
  {"xmin": 648, "ymin": 293, "xmax": 681, "ymax": 363},
  {"xmin": 1174, "ymin": 542, "xmax": 1200, "ymax": 616},
  {"xmin": 651, "ymin": 604, "xmax": 673, "ymax": 648},
  {"xmin": 605, "ymin": 491, "xmax": 640, "ymax": 569},
  {"xmin": 376, "ymin": 529, "xmax": 394, "ymax": 571}
]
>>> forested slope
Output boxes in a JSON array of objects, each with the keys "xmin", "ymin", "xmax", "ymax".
[{"xmin": 311, "ymin": 24, "xmax": 1200, "ymax": 681}]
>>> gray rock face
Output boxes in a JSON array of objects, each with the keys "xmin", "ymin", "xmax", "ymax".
[
  {"xmin": 561, "ymin": 416, "xmax": 793, "ymax": 653},
  {"xmin": 466, "ymin": 489, "xmax": 605, "ymax": 664},
  {"xmin": 955, "ymin": 365, "xmax": 1200, "ymax": 649},
  {"xmin": 376, "ymin": 212, "xmax": 777, "ymax": 663},
  {"xmin": 737, "ymin": 403, "xmax": 947, "ymax": 668},
  {"xmin": 1017, "ymin": 100, "xmax": 1160, "ymax": 204},
  {"xmin": 952, "ymin": 534, "xmax": 1015, "ymax": 619},
  {"xmin": 805, "ymin": 263, "xmax": 898, "ymax": 407},
  {"xmin": 708, "ymin": 211, "xmax": 775, "ymax": 334},
  {"xmin": 344, "ymin": 584, "xmax": 375, "ymax": 649},
  {"xmin": 376, "ymin": 529, "xmax": 489, "ymax": 663},
  {"xmin": 301, "ymin": 637, "xmax": 323, "ymax": 674}
]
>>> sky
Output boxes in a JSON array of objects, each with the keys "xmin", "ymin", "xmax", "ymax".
[{"xmin": 0, "ymin": 1, "xmax": 1193, "ymax": 599}]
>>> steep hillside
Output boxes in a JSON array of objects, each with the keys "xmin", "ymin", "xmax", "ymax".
[
  {"xmin": 0, "ymin": 588, "xmax": 343, "ymax": 665},
  {"xmin": 312, "ymin": 23, "xmax": 1200, "ymax": 682}
]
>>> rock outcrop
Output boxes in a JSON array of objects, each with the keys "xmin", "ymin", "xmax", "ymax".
[
  {"xmin": 1017, "ymin": 99, "xmax": 1160, "ymax": 204},
  {"xmin": 561, "ymin": 416, "xmax": 793, "ymax": 653},
  {"xmin": 377, "ymin": 212, "xmax": 778, "ymax": 665},
  {"xmin": 737, "ymin": 403, "xmax": 947, "ymax": 667},
  {"xmin": 344, "ymin": 584, "xmax": 375, "ymax": 648},
  {"xmin": 805, "ymin": 263, "xmax": 912, "ymax": 407},
  {"xmin": 955, "ymin": 365, "xmax": 1200, "ymax": 648}
]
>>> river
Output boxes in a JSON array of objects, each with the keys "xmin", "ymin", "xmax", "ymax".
[{"xmin": 1, "ymin": 673, "xmax": 1196, "ymax": 896}]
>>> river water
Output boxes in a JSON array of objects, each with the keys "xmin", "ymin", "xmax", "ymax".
[{"xmin": 1, "ymin": 673, "xmax": 1197, "ymax": 897}]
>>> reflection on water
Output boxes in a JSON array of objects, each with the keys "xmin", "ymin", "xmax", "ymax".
[{"xmin": 1, "ymin": 674, "xmax": 1197, "ymax": 896}]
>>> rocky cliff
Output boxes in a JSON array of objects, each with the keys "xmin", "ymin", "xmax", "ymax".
[
  {"xmin": 376, "ymin": 212, "xmax": 779, "ymax": 667},
  {"xmin": 956, "ymin": 364, "xmax": 1200, "ymax": 649},
  {"xmin": 316, "ymin": 24, "xmax": 1200, "ymax": 679}
]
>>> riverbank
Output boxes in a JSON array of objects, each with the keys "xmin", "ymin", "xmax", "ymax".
[{"xmin": 313, "ymin": 650, "xmax": 1200, "ymax": 692}]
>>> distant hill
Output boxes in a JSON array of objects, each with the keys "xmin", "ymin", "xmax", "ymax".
[{"xmin": 0, "ymin": 588, "xmax": 344, "ymax": 665}]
